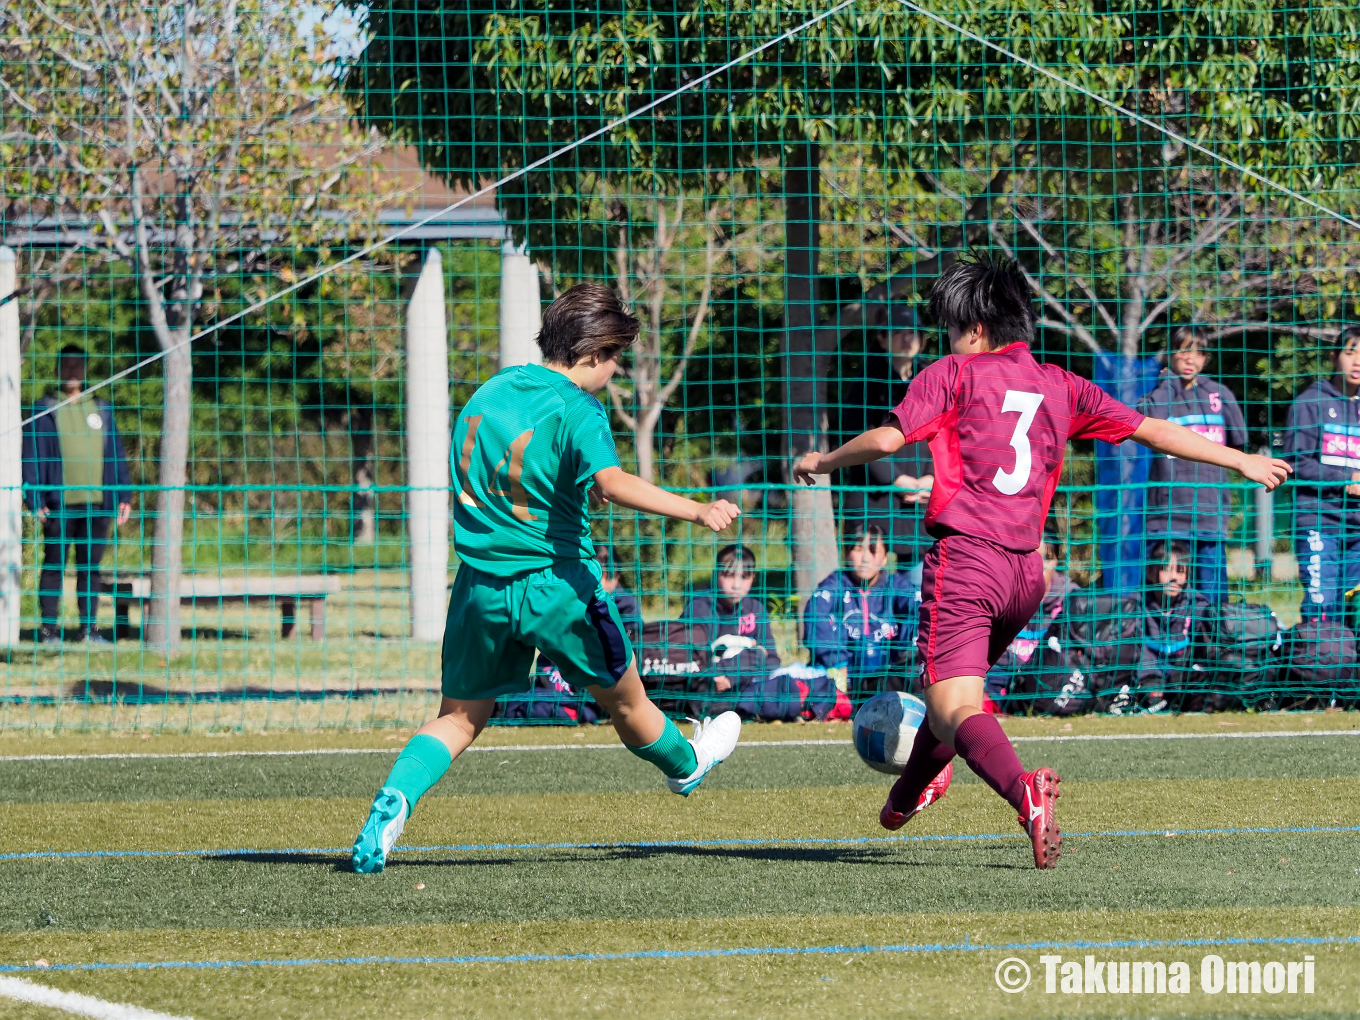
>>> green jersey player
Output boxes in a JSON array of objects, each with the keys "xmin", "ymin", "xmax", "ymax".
[{"xmin": 352, "ymin": 284, "xmax": 744, "ymax": 873}]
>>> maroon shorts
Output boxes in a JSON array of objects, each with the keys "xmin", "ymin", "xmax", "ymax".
[{"xmin": 916, "ymin": 533, "xmax": 1046, "ymax": 685}]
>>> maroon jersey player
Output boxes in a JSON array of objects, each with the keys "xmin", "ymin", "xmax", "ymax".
[{"xmin": 795, "ymin": 255, "xmax": 1290, "ymax": 869}]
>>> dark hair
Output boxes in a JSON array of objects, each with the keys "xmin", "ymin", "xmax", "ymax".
[
  {"xmin": 1336, "ymin": 326, "xmax": 1360, "ymax": 356},
  {"xmin": 593, "ymin": 542, "xmax": 616, "ymax": 572},
  {"xmin": 1145, "ymin": 539, "xmax": 1192, "ymax": 589},
  {"xmin": 1169, "ymin": 325, "xmax": 1209, "ymax": 356},
  {"xmin": 536, "ymin": 284, "xmax": 639, "ymax": 366},
  {"xmin": 928, "ymin": 253, "xmax": 1035, "ymax": 350},
  {"xmin": 1039, "ymin": 522, "xmax": 1062, "ymax": 560},
  {"xmin": 843, "ymin": 521, "xmax": 887, "ymax": 552},
  {"xmin": 58, "ymin": 344, "xmax": 86, "ymax": 360},
  {"xmin": 715, "ymin": 544, "xmax": 756, "ymax": 574}
]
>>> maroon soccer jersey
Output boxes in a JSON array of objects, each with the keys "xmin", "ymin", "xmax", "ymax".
[{"xmin": 889, "ymin": 343, "xmax": 1145, "ymax": 552}]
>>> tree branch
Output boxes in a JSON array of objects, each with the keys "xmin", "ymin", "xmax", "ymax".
[{"xmin": 990, "ymin": 226, "xmax": 1102, "ymax": 354}]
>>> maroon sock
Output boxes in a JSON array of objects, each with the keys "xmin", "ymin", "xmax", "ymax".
[
  {"xmin": 887, "ymin": 722, "xmax": 956, "ymax": 813},
  {"xmin": 952, "ymin": 713, "xmax": 1027, "ymax": 811}
]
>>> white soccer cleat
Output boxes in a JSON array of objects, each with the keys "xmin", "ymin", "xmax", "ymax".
[
  {"xmin": 666, "ymin": 712, "xmax": 742, "ymax": 796},
  {"xmin": 351, "ymin": 787, "xmax": 408, "ymax": 874}
]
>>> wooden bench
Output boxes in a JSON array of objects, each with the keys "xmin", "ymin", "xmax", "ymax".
[{"xmin": 101, "ymin": 574, "xmax": 342, "ymax": 640}]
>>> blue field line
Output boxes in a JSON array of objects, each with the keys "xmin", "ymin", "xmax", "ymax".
[
  {"xmin": 3, "ymin": 933, "xmax": 1359, "ymax": 975},
  {"xmin": 3, "ymin": 822, "xmax": 1358, "ymax": 864}
]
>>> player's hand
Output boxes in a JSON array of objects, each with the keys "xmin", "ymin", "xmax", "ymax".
[
  {"xmin": 793, "ymin": 453, "xmax": 823, "ymax": 485},
  {"xmin": 895, "ymin": 473, "xmax": 933, "ymax": 504},
  {"xmin": 695, "ymin": 499, "xmax": 741, "ymax": 533},
  {"xmin": 1237, "ymin": 454, "xmax": 1292, "ymax": 491},
  {"xmin": 713, "ymin": 675, "xmax": 733, "ymax": 692}
]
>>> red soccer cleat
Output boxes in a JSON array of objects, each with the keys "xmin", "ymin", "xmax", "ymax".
[
  {"xmin": 1017, "ymin": 767, "xmax": 1062, "ymax": 869},
  {"xmin": 880, "ymin": 762, "xmax": 953, "ymax": 831}
]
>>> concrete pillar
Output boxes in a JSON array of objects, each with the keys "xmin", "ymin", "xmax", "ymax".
[
  {"xmin": 0, "ymin": 250, "xmax": 21, "ymax": 646},
  {"xmin": 406, "ymin": 248, "xmax": 450, "ymax": 642},
  {"xmin": 499, "ymin": 242, "xmax": 542, "ymax": 369}
]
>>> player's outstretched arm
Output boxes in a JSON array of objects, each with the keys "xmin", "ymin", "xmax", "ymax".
[
  {"xmin": 593, "ymin": 466, "xmax": 740, "ymax": 533},
  {"xmin": 793, "ymin": 426, "xmax": 907, "ymax": 484},
  {"xmin": 1131, "ymin": 417, "xmax": 1292, "ymax": 490}
]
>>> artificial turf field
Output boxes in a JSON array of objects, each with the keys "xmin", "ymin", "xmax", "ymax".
[{"xmin": 2, "ymin": 714, "xmax": 1360, "ymax": 1018}]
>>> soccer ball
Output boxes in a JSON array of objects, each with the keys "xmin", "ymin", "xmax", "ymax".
[{"xmin": 852, "ymin": 691, "xmax": 928, "ymax": 775}]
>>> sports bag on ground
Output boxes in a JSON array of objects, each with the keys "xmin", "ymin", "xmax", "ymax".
[
  {"xmin": 1194, "ymin": 600, "xmax": 1283, "ymax": 711},
  {"xmin": 1010, "ymin": 592, "xmax": 1142, "ymax": 715},
  {"xmin": 1277, "ymin": 617, "xmax": 1359, "ymax": 709},
  {"xmin": 636, "ymin": 621, "xmax": 709, "ymax": 715}
]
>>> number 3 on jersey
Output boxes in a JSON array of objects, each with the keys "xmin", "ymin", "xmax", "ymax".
[
  {"xmin": 456, "ymin": 415, "xmax": 538, "ymax": 521},
  {"xmin": 993, "ymin": 390, "xmax": 1044, "ymax": 495}
]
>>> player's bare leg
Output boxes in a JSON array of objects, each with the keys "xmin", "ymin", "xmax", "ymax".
[
  {"xmin": 886, "ymin": 675, "xmax": 1060, "ymax": 868},
  {"xmin": 591, "ymin": 660, "xmax": 741, "ymax": 796},
  {"xmin": 352, "ymin": 697, "xmax": 494, "ymax": 873},
  {"xmin": 588, "ymin": 663, "xmax": 666, "ymax": 746}
]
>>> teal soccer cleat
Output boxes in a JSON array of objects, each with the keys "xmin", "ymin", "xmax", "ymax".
[{"xmin": 351, "ymin": 787, "xmax": 408, "ymax": 874}]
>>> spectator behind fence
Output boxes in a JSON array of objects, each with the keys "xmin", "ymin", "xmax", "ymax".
[
  {"xmin": 1285, "ymin": 326, "xmax": 1360, "ymax": 623},
  {"xmin": 1139, "ymin": 538, "xmax": 1211, "ymax": 712},
  {"xmin": 831, "ymin": 305, "xmax": 933, "ymax": 564},
  {"xmin": 22, "ymin": 345, "xmax": 131, "ymax": 644},
  {"xmin": 804, "ymin": 522, "xmax": 919, "ymax": 696},
  {"xmin": 593, "ymin": 543, "xmax": 642, "ymax": 642},
  {"xmin": 681, "ymin": 544, "xmax": 779, "ymax": 694},
  {"xmin": 987, "ymin": 527, "xmax": 1080, "ymax": 703},
  {"xmin": 1137, "ymin": 327, "xmax": 1247, "ymax": 603}
]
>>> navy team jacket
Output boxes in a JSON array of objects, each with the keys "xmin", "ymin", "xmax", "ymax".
[{"xmin": 803, "ymin": 569, "xmax": 919, "ymax": 677}]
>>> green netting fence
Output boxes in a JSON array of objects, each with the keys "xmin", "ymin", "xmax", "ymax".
[{"xmin": 3, "ymin": 0, "xmax": 1360, "ymax": 731}]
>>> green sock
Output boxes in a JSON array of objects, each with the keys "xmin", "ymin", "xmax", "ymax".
[
  {"xmin": 624, "ymin": 718, "xmax": 697, "ymax": 780},
  {"xmin": 382, "ymin": 733, "xmax": 452, "ymax": 812}
]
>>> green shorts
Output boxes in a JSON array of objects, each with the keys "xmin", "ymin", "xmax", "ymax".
[{"xmin": 441, "ymin": 561, "xmax": 635, "ymax": 701}]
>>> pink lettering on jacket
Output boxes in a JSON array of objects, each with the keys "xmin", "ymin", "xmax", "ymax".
[
  {"xmin": 1188, "ymin": 423, "xmax": 1226, "ymax": 445},
  {"xmin": 738, "ymin": 613, "xmax": 756, "ymax": 635},
  {"xmin": 1322, "ymin": 429, "xmax": 1360, "ymax": 467}
]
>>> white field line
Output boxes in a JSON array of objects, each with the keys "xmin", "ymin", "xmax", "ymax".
[
  {"xmin": 2, "ymin": 728, "xmax": 1359, "ymax": 762},
  {"xmin": 0, "ymin": 976, "xmax": 196, "ymax": 1020}
]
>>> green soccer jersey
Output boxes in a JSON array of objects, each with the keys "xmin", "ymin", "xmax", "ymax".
[{"xmin": 452, "ymin": 363, "xmax": 621, "ymax": 575}]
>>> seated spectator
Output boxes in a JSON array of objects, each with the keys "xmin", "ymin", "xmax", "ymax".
[
  {"xmin": 1138, "ymin": 326, "xmax": 1247, "ymax": 604},
  {"xmin": 987, "ymin": 527, "xmax": 1080, "ymax": 702},
  {"xmin": 1140, "ymin": 538, "xmax": 1211, "ymax": 711},
  {"xmin": 681, "ymin": 544, "xmax": 780, "ymax": 695},
  {"xmin": 594, "ymin": 543, "xmax": 642, "ymax": 642},
  {"xmin": 1285, "ymin": 326, "xmax": 1360, "ymax": 624},
  {"xmin": 804, "ymin": 523, "xmax": 918, "ymax": 696}
]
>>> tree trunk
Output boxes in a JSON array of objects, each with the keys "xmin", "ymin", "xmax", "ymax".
[
  {"xmin": 145, "ymin": 340, "xmax": 192, "ymax": 650},
  {"xmin": 349, "ymin": 406, "xmax": 376, "ymax": 546},
  {"xmin": 0, "ymin": 248, "xmax": 22, "ymax": 646},
  {"xmin": 783, "ymin": 141, "xmax": 838, "ymax": 618},
  {"xmin": 635, "ymin": 415, "xmax": 657, "ymax": 485}
]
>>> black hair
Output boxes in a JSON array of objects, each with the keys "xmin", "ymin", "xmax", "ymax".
[
  {"xmin": 1148, "ymin": 539, "xmax": 1193, "ymax": 564},
  {"xmin": 715, "ymin": 544, "xmax": 756, "ymax": 574},
  {"xmin": 1039, "ymin": 522, "xmax": 1062, "ymax": 559},
  {"xmin": 1169, "ymin": 325, "xmax": 1209, "ymax": 355},
  {"xmin": 928, "ymin": 253, "xmax": 1036, "ymax": 350},
  {"xmin": 842, "ymin": 521, "xmax": 887, "ymax": 552},
  {"xmin": 58, "ymin": 344, "xmax": 87, "ymax": 360},
  {"xmin": 593, "ymin": 542, "xmax": 616, "ymax": 572},
  {"xmin": 536, "ymin": 284, "xmax": 640, "ymax": 366},
  {"xmin": 1147, "ymin": 544, "xmax": 1191, "ymax": 598},
  {"xmin": 1336, "ymin": 326, "xmax": 1360, "ymax": 356}
]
